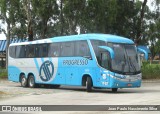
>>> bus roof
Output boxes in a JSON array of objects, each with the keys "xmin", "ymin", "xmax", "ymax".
[
  {"xmin": 10, "ymin": 34, "xmax": 134, "ymax": 46},
  {"xmin": 51, "ymin": 34, "xmax": 134, "ymax": 44}
]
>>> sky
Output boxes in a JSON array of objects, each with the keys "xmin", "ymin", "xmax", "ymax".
[
  {"xmin": 0, "ymin": 34, "xmax": 6, "ymax": 40},
  {"xmin": 0, "ymin": 20, "xmax": 7, "ymax": 40},
  {"xmin": 0, "ymin": 0, "xmax": 156, "ymax": 40},
  {"xmin": 146, "ymin": 0, "xmax": 156, "ymax": 11}
]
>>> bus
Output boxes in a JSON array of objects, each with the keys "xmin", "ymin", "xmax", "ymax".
[{"xmin": 8, "ymin": 34, "xmax": 142, "ymax": 92}]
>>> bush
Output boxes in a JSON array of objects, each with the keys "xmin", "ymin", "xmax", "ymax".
[{"xmin": 142, "ymin": 62, "xmax": 160, "ymax": 79}]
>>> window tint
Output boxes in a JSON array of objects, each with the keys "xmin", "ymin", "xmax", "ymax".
[
  {"xmin": 61, "ymin": 42, "xmax": 74, "ymax": 57},
  {"xmin": 48, "ymin": 43, "xmax": 61, "ymax": 57},
  {"xmin": 101, "ymin": 52, "xmax": 109, "ymax": 69},
  {"xmin": 9, "ymin": 46, "xmax": 16, "ymax": 58},
  {"xmin": 15, "ymin": 46, "xmax": 20, "ymax": 58},
  {"xmin": 26, "ymin": 45, "xmax": 35, "ymax": 58},
  {"xmin": 35, "ymin": 45, "xmax": 42, "ymax": 57},
  {"xmin": 19, "ymin": 46, "xmax": 26, "ymax": 58},
  {"xmin": 91, "ymin": 40, "xmax": 106, "ymax": 63},
  {"xmin": 91, "ymin": 40, "xmax": 106, "ymax": 56},
  {"xmin": 42, "ymin": 44, "xmax": 48, "ymax": 57},
  {"xmin": 75, "ymin": 40, "xmax": 91, "ymax": 58},
  {"xmin": 16, "ymin": 45, "xmax": 26, "ymax": 58},
  {"xmin": 9, "ymin": 40, "xmax": 91, "ymax": 58}
]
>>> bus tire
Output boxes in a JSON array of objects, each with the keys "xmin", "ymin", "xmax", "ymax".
[
  {"xmin": 112, "ymin": 88, "xmax": 118, "ymax": 92},
  {"xmin": 28, "ymin": 75, "xmax": 36, "ymax": 88},
  {"xmin": 20, "ymin": 75, "xmax": 27, "ymax": 87},
  {"xmin": 86, "ymin": 77, "xmax": 92, "ymax": 92}
]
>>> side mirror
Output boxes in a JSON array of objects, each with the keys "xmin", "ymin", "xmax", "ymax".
[
  {"xmin": 137, "ymin": 47, "xmax": 148, "ymax": 60},
  {"xmin": 138, "ymin": 53, "xmax": 142, "ymax": 67},
  {"xmin": 99, "ymin": 46, "xmax": 114, "ymax": 59}
]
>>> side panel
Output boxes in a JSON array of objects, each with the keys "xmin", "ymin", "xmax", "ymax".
[
  {"xmin": 52, "ymin": 67, "xmax": 65, "ymax": 84},
  {"xmin": 8, "ymin": 65, "xmax": 21, "ymax": 82},
  {"xmin": 65, "ymin": 68, "xmax": 78, "ymax": 85},
  {"xmin": 8, "ymin": 56, "xmax": 98, "ymax": 86},
  {"xmin": 95, "ymin": 69, "xmax": 110, "ymax": 88},
  {"xmin": 58, "ymin": 57, "xmax": 96, "ymax": 86},
  {"xmin": 8, "ymin": 57, "xmax": 60, "ymax": 84},
  {"xmin": 8, "ymin": 39, "xmax": 101, "ymax": 86}
]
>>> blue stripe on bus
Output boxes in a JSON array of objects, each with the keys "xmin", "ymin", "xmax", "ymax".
[
  {"xmin": 41, "ymin": 58, "xmax": 45, "ymax": 63},
  {"xmin": 34, "ymin": 58, "xmax": 40, "ymax": 72}
]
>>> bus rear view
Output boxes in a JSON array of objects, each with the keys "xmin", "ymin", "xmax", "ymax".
[{"xmin": 8, "ymin": 34, "xmax": 142, "ymax": 92}]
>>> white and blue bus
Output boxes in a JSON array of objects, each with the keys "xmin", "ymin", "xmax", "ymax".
[{"xmin": 8, "ymin": 34, "xmax": 142, "ymax": 92}]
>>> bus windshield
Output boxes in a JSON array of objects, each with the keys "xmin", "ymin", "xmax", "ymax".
[{"xmin": 108, "ymin": 43, "xmax": 140, "ymax": 74}]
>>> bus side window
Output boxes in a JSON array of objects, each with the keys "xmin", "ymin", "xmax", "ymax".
[
  {"xmin": 9, "ymin": 46, "xmax": 16, "ymax": 58},
  {"xmin": 26, "ymin": 45, "xmax": 35, "ymax": 58},
  {"xmin": 42, "ymin": 44, "xmax": 48, "ymax": 57},
  {"xmin": 100, "ymin": 52, "xmax": 109, "ymax": 69},
  {"xmin": 48, "ymin": 43, "xmax": 60, "ymax": 57},
  {"xmin": 15, "ymin": 46, "xmax": 20, "ymax": 58},
  {"xmin": 60, "ymin": 42, "xmax": 74, "ymax": 57},
  {"xmin": 19, "ymin": 46, "xmax": 26, "ymax": 58},
  {"xmin": 35, "ymin": 45, "xmax": 41, "ymax": 57},
  {"xmin": 90, "ymin": 40, "xmax": 106, "ymax": 64},
  {"xmin": 75, "ymin": 40, "xmax": 91, "ymax": 58},
  {"xmin": 15, "ymin": 45, "xmax": 26, "ymax": 58}
]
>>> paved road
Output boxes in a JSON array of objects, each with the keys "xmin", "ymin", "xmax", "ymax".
[{"xmin": 0, "ymin": 80, "xmax": 160, "ymax": 114}]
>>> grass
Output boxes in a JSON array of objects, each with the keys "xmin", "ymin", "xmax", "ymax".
[{"xmin": 0, "ymin": 68, "xmax": 7, "ymax": 79}]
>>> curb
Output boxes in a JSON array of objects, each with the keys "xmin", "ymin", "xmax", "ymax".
[{"xmin": 142, "ymin": 79, "xmax": 160, "ymax": 83}]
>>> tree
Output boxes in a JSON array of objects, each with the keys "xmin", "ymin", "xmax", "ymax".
[
  {"xmin": 22, "ymin": 0, "xmax": 34, "ymax": 41},
  {"xmin": 0, "ymin": 0, "xmax": 21, "ymax": 68},
  {"xmin": 134, "ymin": 0, "xmax": 147, "ymax": 45},
  {"xmin": 32, "ymin": 0, "xmax": 59, "ymax": 39},
  {"xmin": 62, "ymin": 0, "xmax": 86, "ymax": 35},
  {"xmin": 147, "ymin": 22, "xmax": 160, "ymax": 59},
  {"xmin": 147, "ymin": 0, "xmax": 160, "ymax": 59}
]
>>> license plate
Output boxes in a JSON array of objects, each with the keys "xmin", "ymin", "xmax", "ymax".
[{"xmin": 127, "ymin": 84, "xmax": 132, "ymax": 87}]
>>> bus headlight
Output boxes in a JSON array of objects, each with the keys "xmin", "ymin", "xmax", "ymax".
[
  {"xmin": 102, "ymin": 73, "xmax": 107, "ymax": 79},
  {"xmin": 137, "ymin": 73, "xmax": 142, "ymax": 79},
  {"xmin": 121, "ymin": 75, "xmax": 126, "ymax": 79},
  {"xmin": 115, "ymin": 73, "xmax": 125, "ymax": 79}
]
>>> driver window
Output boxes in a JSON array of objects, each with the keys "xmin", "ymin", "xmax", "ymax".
[{"xmin": 101, "ymin": 53, "xmax": 109, "ymax": 69}]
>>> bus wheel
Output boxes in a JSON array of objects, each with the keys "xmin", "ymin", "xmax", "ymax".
[
  {"xmin": 86, "ymin": 77, "xmax": 92, "ymax": 92},
  {"xmin": 112, "ymin": 88, "xmax": 118, "ymax": 92},
  {"xmin": 20, "ymin": 75, "xmax": 27, "ymax": 87},
  {"xmin": 28, "ymin": 75, "xmax": 35, "ymax": 88}
]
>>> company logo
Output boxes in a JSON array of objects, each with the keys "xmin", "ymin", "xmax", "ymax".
[
  {"xmin": 2, "ymin": 106, "xmax": 11, "ymax": 111},
  {"xmin": 39, "ymin": 60, "xmax": 54, "ymax": 82}
]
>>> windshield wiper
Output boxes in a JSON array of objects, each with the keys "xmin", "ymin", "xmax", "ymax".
[{"xmin": 121, "ymin": 54, "xmax": 126, "ymax": 72}]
